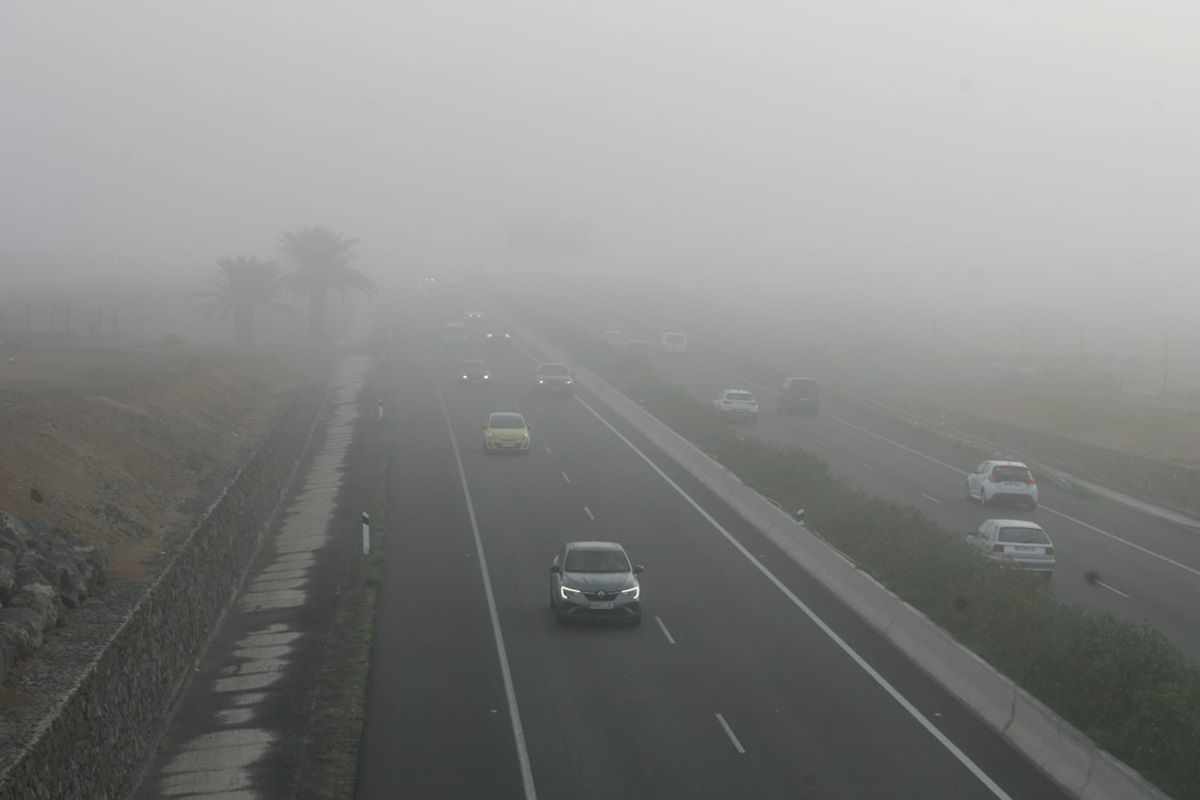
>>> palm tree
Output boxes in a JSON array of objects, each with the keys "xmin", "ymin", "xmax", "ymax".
[
  {"xmin": 279, "ymin": 226, "xmax": 376, "ymax": 342},
  {"xmin": 192, "ymin": 255, "xmax": 285, "ymax": 347}
]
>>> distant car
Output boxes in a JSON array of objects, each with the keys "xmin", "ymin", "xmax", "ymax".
[
  {"xmin": 601, "ymin": 330, "xmax": 628, "ymax": 347},
  {"xmin": 460, "ymin": 361, "xmax": 491, "ymax": 386},
  {"xmin": 465, "ymin": 309, "xmax": 484, "ymax": 320},
  {"xmin": 549, "ymin": 541, "xmax": 642, "ymax": 624},
  {"xmin": 485, "ymin": 325, "xmax": 513, "ymax": 344},
  {"xmin": 777, "ymin": 377, "xmax": 820, "ymax": 416},
  {"xmin": 483, "ymin": 412, "xmax": 531, "ymax": 454},
  {"xmin": 442, "ymin": 322, "xmax": 467, "ymax": 347},
  {"xmin": 713, "ymin": 389, "xmax": 758, "ymax": 423},
  {"xmin": 967, "ymin": 519, "xmax": 1055, "ymax": 573},
  {"xmin": 660, "ymin": 331, "xmax": 688, "ymax": 355},
  {"xmin": 533, "ymin": 362, "xmax": 574, "ymax": 396},
  {"xmin": 966, "ymin": 460, "xmax": 1038, "ymax": 509}
]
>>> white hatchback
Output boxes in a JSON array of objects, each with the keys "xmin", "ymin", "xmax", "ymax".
[
  {"xmin": 660, "ymin": 331, "xmax": 688, "ymax": 355},
  {"xmin": 967, "ymin": 519, "xmax": 1055, "ymax": 573},
  {"xmin": 965, "ymin": 460, "xmax": 1038, "ymax": 509}
]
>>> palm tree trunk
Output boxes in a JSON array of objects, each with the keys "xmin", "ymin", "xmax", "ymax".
[
  {"xmin": 234, "ymin": 305, "xmax": 255, "ymax": 348},
  {"xmin": 309, "ymin": 288, "xmax": 327, "ymax": 343}
]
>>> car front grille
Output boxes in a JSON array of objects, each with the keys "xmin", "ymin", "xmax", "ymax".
[{"xmin": 582, "ymin": 589, "xmax": 624, "ymax": 601}]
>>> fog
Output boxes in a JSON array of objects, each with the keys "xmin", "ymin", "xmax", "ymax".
[{"xmin": 2, "ymin": 1, "xmax": 1198, "ymax": 358}]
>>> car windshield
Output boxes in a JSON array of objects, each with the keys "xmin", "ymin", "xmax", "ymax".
[
  {"xmin": 999, "ymin": 527, "xmax": 1052, "ymax": 545},
  {"xmin": 564, "ymin": 549, "xmax": 630, "ymax": 573},
  {"xmin": 538, "ymin": 364, "xmax": 569, "ymax": 375},
  {"xmin": 664, "ymin": 334, "xmax": 686, "ymax": 343},
  {"xmin": 463, "ymin": 361, "xmax": 486, "ymax": 371},
  {"xmin": 993, "ymin": 466, "xmax": 1032, "ymax": 482},
  {"xmin": 488, "ymin": 414, "xmax": 525, "ymax": 429},
  {"xmin": 727, "ymin": 392, "xmax": 754, "ymax": 401}
]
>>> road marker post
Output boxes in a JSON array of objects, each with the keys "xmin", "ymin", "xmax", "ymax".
[
  {"xmin": 362, "ymin": 512, "xmax": 370, "ymax": 556},
  {"xmin": 377, "ymin": 398, "xmax": 384, "ymax": 421}
]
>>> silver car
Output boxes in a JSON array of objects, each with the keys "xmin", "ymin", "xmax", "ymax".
[
  {"xmin": 967, "ymin": 519, "xmax": 1055, "ymax": 573},
  {"xmin": 549, "ymin": 541, "xmax": 642, "ymax": 624}
]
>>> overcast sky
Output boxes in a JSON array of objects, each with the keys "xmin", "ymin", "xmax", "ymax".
[{"xmin": 2, "ymin": 1, "xmax": 1198, "ymax": 354}]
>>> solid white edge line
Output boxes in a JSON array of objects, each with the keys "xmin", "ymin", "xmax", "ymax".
[
  {"xmin": 654, "ymin": 615, "xmax": 677, "ymax": 645},
  {"xmin": 921, "ymin": 493, "xmax": 943, "ymax": 505},
  {"xmin": 1096, "ymin": 580, "xmax": 1132, "ymax": 599},
  {"xmin": 860, "ymin": 461, "xmax": 878, "ymax": 472},
  {"xmin": 430, "ymin": 366, "xmax": 538, "ymax": 800},
  {"xmin": 583, "ymin": 506, "xmax": 595, "ymax": 521},
  {"xmin": 561, "ymin": 471, "xmax": 571, "ymax": 484},
  {"xmin": 571, "ymin": 393, "xmax": 1015, "ymax": 800},
  {"xmin": 714, "ymin": 713, "xmax": 746, "ymax": 754},
  {"xmin": 544, "ymin": 445, "xmax": 552, "ymax": 455}
]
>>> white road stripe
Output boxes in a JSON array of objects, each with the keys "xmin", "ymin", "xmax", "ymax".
[
  {"xmin": 583, "ymin": 506, "xmax": 595, "ymax": 520},
  {"xmin": 921, "ymin": 493, "xmax": 943, "ymax": 505},
  {"xmin": 654, "ymin": 616, "xmax": 676, "ymax": 645},
  {"xmin": 813, "ymin": 438, "xmax": 830, "ymax": 447},
  {"xmin": 860, "ymin": 462, "xmax": 878, "ymax": 472},
  {"xmin": 572, "ymin": 393, "xmax": 1015, "ymax": 800},
  {"xmin": 430, "ymin": 366, "xmax": 537, "ymax": 800},
  {"xmin": 544, "ymin": 445, "xmax": 552, "ymax": 455},
  {"xmin": 714, "ymin": 713, "xmax": 746, "ymax": 754},
  {"xmin": 1096, "ymin": 580, "xmax": 1132, "ymax": 599},
  {"xmin": 561, "ymin": 471, "xmax": 571, "ymax": 485}
]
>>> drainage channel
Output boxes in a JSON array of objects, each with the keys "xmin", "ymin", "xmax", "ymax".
[{"xmin": 133, "ymin": 355, "xmax": 371, "ymax": 799}]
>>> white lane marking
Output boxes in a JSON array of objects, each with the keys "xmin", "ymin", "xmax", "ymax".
[
  {"xmin": 583, "ymin": 506, "xmax": 595, "ymax": 520},
  {"xmin": 561, "ymin": 471, "xmax": 571, "ymax": 485},
  {"xmin": 1096, "ymin": 580, "xmax": 1131, "ymax": 599},
  {"xmin": 431, "ymin": 370, "xmax": 538, "ymax": 800},
  {"xmin": 813, "ymin": 438, "xmax": 830, "ymax": 447},
  {"xmin": 826, "ymin": 411, "xmax": 1200, "ymax": 580},
  {"xmin": 572, "ymin": 394, "xmax": 1015, "ymax": 800},
  {"xmin": 544, "ymin": 445, "xmax": 552, "ymax": 455},
  {"xmin": 860, "ymin": 462, "xmax": 878, "ymax": 472},
  {"xmin": 921, "ymin": 493, "xmax": 943, "ymax": 506},
  {"xmin": 714, "ymin": 713, "xmax": 746, "ymax": 754},
  {"xmin": 654, "ymin": 616, "xmax": 677, "ymax": 645}
]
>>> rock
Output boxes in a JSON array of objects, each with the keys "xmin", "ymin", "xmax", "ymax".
[
  {"xmin": 0, "ymin": 608, "xmax": 44, "ymax": 654},
  {"xmin": 0, "ymin": 628, "xmax": 17, "ymax": 683},
  {"xmin": 45, "ymin": 556, "xmax": 86, "ymax": 608},
  {"xmin": 0, "ymin": 549, "xmax": 15, "ymax": 604},
  {"xmin": 8, "ymin": 583, "xmax": 61, "ymax": 632},
  {"xmin": 73, "ymin": 544, "xmax": 108, "ymax": 583},
  {"xmin": 15, "ymin": 564, "xmax": 49, "ymax": 590}
]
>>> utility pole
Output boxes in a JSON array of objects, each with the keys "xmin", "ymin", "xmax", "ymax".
[{"xmin": 1161, "ymin": 331, "xmax": 1170, "ymax": 404}]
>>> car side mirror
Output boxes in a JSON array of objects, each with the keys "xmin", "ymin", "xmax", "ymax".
[
  {"xmin": 550, "ymin": 564, "xmax": 561, "ymax": 574},
  {"xmin": 633, "ymin": 565, "xmax": 644, "ymax": 574}
]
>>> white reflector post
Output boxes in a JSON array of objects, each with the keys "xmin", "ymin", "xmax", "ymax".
[{"xmin": 362, "ymin": 511, "xmax": 370, "ymax": 556}]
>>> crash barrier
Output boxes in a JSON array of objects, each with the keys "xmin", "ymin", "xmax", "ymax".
[{"xmin": 507, "ymin": 316, "xmax": 1168, "ymax": 800}]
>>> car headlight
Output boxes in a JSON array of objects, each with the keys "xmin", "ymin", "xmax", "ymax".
[
  {"xmin": 564, "ymin": 379, "xmax": 573, "ymax": 385},
  {"xmin": 486, "ymin": 334, "xmax": 493, "ymax": 339},
  {"xmin": 538, "ymin": 379, "xmax": 545, "ymax": 384},
  {"xmin": 621, "ymin": 586, "xmax": 640, "ymax": 600},
  {"xmin": 504, "ymin": 334, "xmax": 511, "ymax": 339},
  {"xmin": 462, "ymin": 374, "xmax": 469, "ymax": 380},
  {"xmin": 483, "ymin": 374, "xmax": 490, "ymax": 380},
  {"xmin": 560, "ymin": 586, "xmax": 581, "ymax": 599}
]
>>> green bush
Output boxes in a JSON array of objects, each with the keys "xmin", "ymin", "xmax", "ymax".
[{"xmin": 524, "ymin": 307, "xmax": 1200, "ymax": 799}]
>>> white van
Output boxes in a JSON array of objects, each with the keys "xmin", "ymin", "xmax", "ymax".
[{"xmin": 660, "ymin": 331, "xmax": 688, "ymax": 355}]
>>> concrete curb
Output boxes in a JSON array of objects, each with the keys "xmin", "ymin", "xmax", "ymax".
[{"xmin": 509, "ymin": 316, "xmax": 1169, "ymax": 800}]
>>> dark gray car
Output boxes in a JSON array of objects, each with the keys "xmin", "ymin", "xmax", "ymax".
[
  {"xmin": 549, "ymin": 541, "xmax": 642, "ymax": 624},
  {"xmin": 533, "ymin": 362, "xmax": 575, "ymax": 396}
]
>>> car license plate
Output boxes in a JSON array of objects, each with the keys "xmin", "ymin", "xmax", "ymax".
[
  {"xmin": 589, "ymin": 601, "xmax": 615, "ymax": 610},
  {"xmin": 1013, "ymin": 546, "xmax": 1038, "ymax": 553}
]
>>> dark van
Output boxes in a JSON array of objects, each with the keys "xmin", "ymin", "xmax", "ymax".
[{"xmin": 777, "ymin": 377, "xmax": 819, "ymax": 416}]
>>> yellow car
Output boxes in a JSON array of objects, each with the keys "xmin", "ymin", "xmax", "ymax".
[{"xmin": 483, "ymin": 412, "xmax": 532, "ymax": 454}]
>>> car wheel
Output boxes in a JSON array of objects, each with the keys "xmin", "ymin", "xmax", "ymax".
[
  {"xmin": 964, "ymin": 481, "xmax": 973, "ymax": 501},
  {"xmin": 1027, "ymin": 500, "xmax": 1038, "ymax": 510},
  {"xmin": 979, "ymin": 491, "xmax": 989, "ymax": 508}
]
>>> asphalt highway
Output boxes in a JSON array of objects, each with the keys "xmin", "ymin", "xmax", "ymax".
[
  {"xmin": 356, "ymin": 297, "xmax": 1070, "ymax": 799},
  {"xmin": 561, "ymin": 299, "xmax": 1200, "ymax": 663}
]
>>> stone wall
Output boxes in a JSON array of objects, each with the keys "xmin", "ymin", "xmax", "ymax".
[{"xmin": 0, "ymin": 382, "xmax": 327, "ymax": 800}]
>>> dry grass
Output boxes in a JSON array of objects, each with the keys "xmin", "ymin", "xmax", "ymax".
[{"xmin": 0, "ymin": 341, "xmax": 322, "ymax": 572}]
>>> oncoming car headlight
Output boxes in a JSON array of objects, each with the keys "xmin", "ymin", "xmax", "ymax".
[
  {"xmin": 560, "ymin": 586, "xmax": 582, "ymax": 599},
  {"xmin": 620, "ymin": 586, "xmax": 640, "ymax": 600}
]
